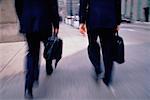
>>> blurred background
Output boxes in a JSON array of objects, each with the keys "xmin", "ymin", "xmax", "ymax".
[{"xmin": 0, "ymin": 0, "xmax": 150, "ymax": 42}]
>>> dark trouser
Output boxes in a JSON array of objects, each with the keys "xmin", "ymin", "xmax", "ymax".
[
  {"xmin": 25, "ymin": 33, "xmax": 52, "ymax": 90},
  {"xmin": 87, "ymin": 29, "xmax": 115, "ymax": 85},
  {"xmin": 144, "ymin": 7, "xmax": 149, "ymax": 22}
]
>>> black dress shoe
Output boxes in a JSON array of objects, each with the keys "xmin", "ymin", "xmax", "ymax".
[
  {"xmin": 24, "ymin": 88, "xmax": 33, "ymax": 99},
  {"xmin": 102, "ymin": 78, "xmax": 110, "ymax": 86},
  {"xmin": 46, "ymin": 68, "xmax": 53, "ymax": 75}
]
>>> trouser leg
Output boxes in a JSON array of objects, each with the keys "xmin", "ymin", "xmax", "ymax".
[
  {"xmin": 25, "ymin": 34, "xmax": 40, "ymax": 89},
  {"xmin": 99, "ymin": 30, "xmax": 114, "ymax": 85},
  {"xmin": 87, "ymin": 30, "xmax": 102, "ymax": 74}
]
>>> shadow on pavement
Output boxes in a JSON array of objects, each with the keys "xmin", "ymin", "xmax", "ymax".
[{"xmin": 0, "ymin": 43, "xmax": 150, "ymax": 99}]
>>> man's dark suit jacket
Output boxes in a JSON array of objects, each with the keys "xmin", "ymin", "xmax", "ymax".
[
  {"xmin": 79, "ymin": 0, "xmax": 121, "ymax": 30},
  {"xmin": 15, "ymin": 0, "xmax": 59, "ymax": 34}
]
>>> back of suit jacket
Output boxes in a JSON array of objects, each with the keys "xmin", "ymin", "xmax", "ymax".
[
  {"xmin": 15, "ymin": 0, "xmax": 59, "ymax": 34},
  {"xmin": 79, "ymin": 0, "xmax": 121, "ymax": 30}
]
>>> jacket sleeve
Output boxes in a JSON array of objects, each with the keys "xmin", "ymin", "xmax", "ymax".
[
  {"xmin": 51, "ymin": 0, "xmax": 59, "ymax": 29},
  {"xmin": 116, "ymin": 0, "xmax": 122, "ymax": 25},
  {"xmin": 15, "ymin": 0, "xmax": 23, "ymax": 21},
  {"xmin": 79, "ymin": 0, "xmax": 89, "ymax": 24}
]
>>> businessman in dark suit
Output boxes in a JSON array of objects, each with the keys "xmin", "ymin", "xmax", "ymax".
[
  {"xmin": 79, "ymin": 0, "xmax": 121, "ymax": 87},
  {"xmin": 15, "ymin": 0, "xmax": 59, "ymax": 98}
]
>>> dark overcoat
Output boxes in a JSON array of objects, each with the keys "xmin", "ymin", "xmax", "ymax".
[
  {"xmin": 15, "ymin": 0, "xmax": 59, "ymax": 34},
  {"xmin": 79, "ymin": 0, "xmax": 121, "ymax": 30}
]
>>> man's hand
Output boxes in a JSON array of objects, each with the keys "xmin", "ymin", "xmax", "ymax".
[
  {"xmin": 79, "ymin": 23, "xmax": 87, "ymax": 36},
  {"xmin": 115, "ymin": 25, "xmax": 120, "ymax": 32}
]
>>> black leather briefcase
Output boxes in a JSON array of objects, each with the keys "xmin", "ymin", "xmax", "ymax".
[
  {"xmin": 113, "ymin": 32, "xmax": 125, "ymax": 64},
  {"xmin": 44, "ymin": 35, "xmax": 63, "ymax": 68}
]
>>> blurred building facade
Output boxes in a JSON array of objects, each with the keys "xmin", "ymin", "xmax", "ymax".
[
  {"xmin": 0, "ymin": 0, "xmax": 67, "ymax": 23},
  {"xmin": 0, "ymin": 0, "xmax": 17, "ymax": 23},
  {"xmin": 122, "ymin": 0, "xmax": 150, "ymax": 22},
  {"xmin": 64, "ymin": 0, "xmax": 150, "ymax": 22},
  {"xmin": 0, "ymin": 0, "xmax": 150, "ymax": 23},
  {"xmin": 66, "ymin": 0, "xmax": 79, "ymax": 16},
  {"xmin": 0, "ymin": 0, "xmax": 150, "ymax": 42}
]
